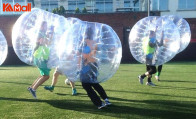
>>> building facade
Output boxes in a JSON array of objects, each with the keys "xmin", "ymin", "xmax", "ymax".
[{"xmin": 161, "ymin": 0, "xmax": 196, "ymax": 18}]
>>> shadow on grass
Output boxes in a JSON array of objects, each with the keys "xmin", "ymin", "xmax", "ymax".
[
  {"xmin": 104, "ymin": 89, "xmax": 196, "ymax": 100},
  {"xmin": 0, "ymin": 80, "xmax": 195, "ymax": 100},
  {"xmin": 161, "ymin": 80, "xmax": 196, "ymax": 83},
  {"xmin": 0, "ymin": 69, "xmax": 15, "ymax": 70},
  {"xmin": 155, "ymin": 85, "xmax": 196, "ymax": 91},
  {"xmin": 0, "ymin": 80, "xmax": 82, "ymax": 88},
  {"xmin": 0, "ymin": 97, "xmax": 195, "ymax": 119},
  {"xmin": 55, "ymin": 93, "xmax": 88, "ymax": 97},
  {"xmin": 1, "ymin": 79, "xmax": 195, "ymax": 100},
  {"xmin": 0, "ymin": 81, "xmax": 32, "ymax": 86}
]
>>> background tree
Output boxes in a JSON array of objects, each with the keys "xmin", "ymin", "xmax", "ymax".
[
  {"xmin": 56, "ymin": 8, "xmax": 60, "ymax": 14},
  {"xmin": 82, "ymin": 7, "xmax": 87, "ymax": 13},
  {"xmin": 52, "ymin": 8, "xmax": 57, "ymax": 14},
  {"xmin": 75, "ymin": 8, "xmax": 80, "ymax": 13},
  {"xmin": 59, "ymin": 6, "xmax": 65, "ymax": 14}
]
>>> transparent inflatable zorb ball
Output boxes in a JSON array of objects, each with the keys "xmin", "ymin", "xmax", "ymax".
[
  {"xmin": 163, "ymin": 15, "xmax": 191, "ymax": 53},
  {"xmin": 12, "ymin": 8, "xmax": 69, "ymax": 69},
  {"xmin": 67, "ymin": 17, "xmax": 81, "ymax": 24},
  {"xmin": 129, "ymin": 16, "xmax": 180, "ymax": 65},
  {"xmin": 0, "ymin": 31, "xmax": 8, "ymax": 65},
  {"xmin": 57, "ymin": 21, "xmax": 122, "ymax": 83}
]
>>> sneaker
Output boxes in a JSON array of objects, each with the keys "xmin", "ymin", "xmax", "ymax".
[
  {"xmin": 72, "ymin": 88, "xmax": 77, "ymax": 95},
  {"xmin": 29, "ymin": 88, "xmax": 37, "ymax": 99},
  {"xmin": 105, "ymin": 100, "xmax": 112, "ymax": 106},
  {"xmin": 146, "ymin": 82, "xmax": 156, "ymax": 86},
  {"xmin": 155, "ymin": 76, "xmax": 160, "ymax": 81},
  {"xmin": 98, "ymin": 102, "xmax": 106, "ymax": 109},
  {"xmin": 27, "ymin": 87, "xmax": 31, "ymax": 91},
  {"xmin": 44, "ymin": 86, "xmax": 54, "ymax": 92},
  {"xmin": 138, "ymin": 75, "xmax": 144, "ymax": 84}
]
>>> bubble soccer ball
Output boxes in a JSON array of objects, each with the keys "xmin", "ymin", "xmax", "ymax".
[
  {"xmin": 12, "ymin": 8, "xmax": 69, "ymax": 69},
  {"xmin": 0, "ymin": 30, "xmax": 8, "ymax": 65},
  {"xmin": 57, "ymin": 21, "xmax": 122, "ymax": 83},
  {"xmin": 129, "ymin": 16, "xmax": 181, "ymax": 66},
  {"xmin": 162, "ymin": 15, "xmax": 191, "ymax": 53}
]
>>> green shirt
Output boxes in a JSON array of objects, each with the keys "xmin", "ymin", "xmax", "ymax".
[
  {"xmin": 33, "ymin": 46, "xmax": 50, "ymax": 60},
  {"xmin": 142, "ymin": 37, "xmax": 155, "ymax": 55}
]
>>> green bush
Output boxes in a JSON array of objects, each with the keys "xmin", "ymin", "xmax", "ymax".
[
  {"xmin": 82, "ymin": 7, "xmax": 87, "ymax": 13},
  {"xmin": 52, "ymin": 8, "xmax": 57, "ymax": 14},
  {"xmin": 75, "ymin": 8, "xmax": 80, "ymax": 13},
  {"xmin": 59, "ymin": 6, "xmax": 65, "ymax": 14}
]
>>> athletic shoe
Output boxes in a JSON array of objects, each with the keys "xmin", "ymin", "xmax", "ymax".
[
  {"xmin": 44, "ymin": 86, "xmax": 54, "ymax": 92},
  {"xmin": 27, "ymin": 87, "xmax": 31, "ymax": 91},
  {"xmin": 29, "ymin": 88, "xmax": 37, "ymax": 99},
  {"xmin": 72, "ymin": 88, "xmax": 77, "ymax": 95},
  {"xmin": 98, "ymin": 102, "xmax": 106, "ymax": 109},
  {"xmin": 105, "ymin": 100, "xmax": 112, "ymax": 106},
  {"xmin": 155, "ymin": 76, "xmax": 160, "ymax": 81},
  {"xmin": 138, "ymin": 75, "xmax": 144, "ymax": 84},
  {"xmin": 146, "ymin": 82, "xmax": 156, "ymax": 86}
]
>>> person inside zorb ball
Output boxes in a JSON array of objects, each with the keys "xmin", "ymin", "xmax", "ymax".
[
  {"xmin": 12, "ymin": 8, "xmax": 70, "ymax": 98},
  {"xmin": 78, "ymin": 25, "xmax": 100, "ymax": 83},
  {"xmin": 129, "ymin": 16, "xmax": 191, "ymax": 86},
  {"xmin": 129, "ymin": 16, "xmax": 181, "ymax": 66},
  {"xmin": 56, "ymin": 21, "xmax": 122, "ymax": 109},
  {"xmin": 12, "ymin": 8, "xmax": 69, "ymax": 68},
  {"xmin": 33, "ymin": 21, "xmax": 51, "ymax": 69},
  {"xmin": 0, "ymin": 31, "xmax": 8, "ymax": 65},
  {"xmin": 57, "ymin": 21, "xmax": 122, "ymax": 83}
]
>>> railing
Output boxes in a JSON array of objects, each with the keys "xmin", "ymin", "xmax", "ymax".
[
  {"xmin": 65, "ymin": 9, "xmax": 98, "ymax": 14},
  {"xmin": 116, "ymin": 7, "xmax": 139, "ymax": 12}
]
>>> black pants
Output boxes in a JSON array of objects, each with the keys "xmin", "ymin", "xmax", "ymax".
[
  {"xmin": 82, "ymin": 83, "xmax": 107, "ymax": 107},
  {"xmin": 146, "ymin": 65, "xmax": 157, "ymax": 75},
  {"xmin": 157, "ymin": 65, "xmax": 162, "ymax": 73}
]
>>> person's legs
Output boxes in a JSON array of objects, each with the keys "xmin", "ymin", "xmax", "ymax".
[
  {"xmin": 92, "ymin": 83, "xmax": 112, "ymax": 105},
  {"xmin": 145, "ymin": 65, "xmax": 156, "ymax": 78},
  {"xmin": 28, "ymin": 76, "xmax": 42, "ymax": 89},
  {"xmin": 44, "ymin": 70, "xmax": 60, "ymax": 92},
  {"xmin": 82, "ymin": 83, "xmax": 103, "ymax": 107},
  {"xmin": 29, "ymin": 68, "xmax": 50, "ymax": 98},
  {"xmin": 29, "ymin": 75, "xmax": 50, "ymax": 99},
  {"xmin": 92, "ymin": 83, "xmax": 107, "ymax": 99},
  {"xmin": 51, "ymin": 71, "xmax": 60, "ymax": 86},
  {"xmin": 146, "ymin": 75, "xmax": 155, "ymax": 86},
  {"xmin": 70, "ymin": 81, "xmax": 77, "ymax": 95},
  {"xmin": 138, "ymin": 65, "xmax": 149, "ymax": 84},
  {"xmin": 146, "ymin": 66, "xmax": 156, "ymax": 86},
  {"xmin": 70, "ymin": 81, "xmax": 75, "ymax": 89},
  {"xmin": 28, "ymin": 76, "xmax": 42, "ymax": 98},
  {"xmin": 32, "ymin": 75, "xmax": 50, "ymax": 90},
  {"xmin": 155, "ymin": 65, "xmax": 162, "ymax": 81},
  {"xmin": 157, "ymin": 65, "xmax": 162, "ymax": 73}
]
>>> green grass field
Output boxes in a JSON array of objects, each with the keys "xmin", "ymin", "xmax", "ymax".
[{"xmin": 0, "ymin": 62, "xmax": 196, "ymax": 119}]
